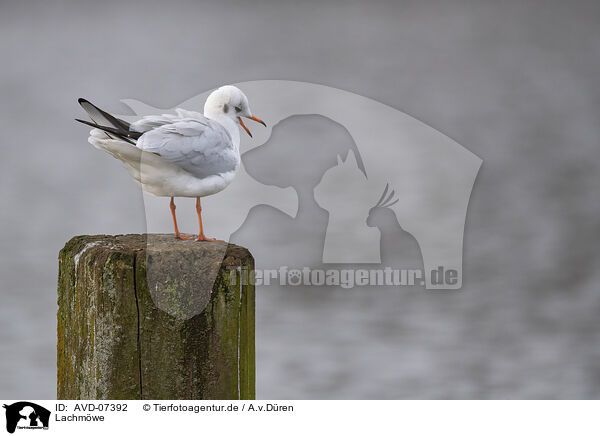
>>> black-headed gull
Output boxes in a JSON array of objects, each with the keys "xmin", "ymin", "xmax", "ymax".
[{"xmin": 76, "ymin": 85, "xmax": 265, "ymax": 241}]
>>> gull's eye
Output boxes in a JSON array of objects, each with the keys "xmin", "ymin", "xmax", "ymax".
[{"xmin": 235, "ymin": 106, "xmax": 242, "ymax": 113}]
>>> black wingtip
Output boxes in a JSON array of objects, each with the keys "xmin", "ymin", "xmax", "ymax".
[
  {"xmin": 75, "ymin": 118, "xmax": 136, "ymax": 145},
  {"xmin": 75, "ymin": 118, "xmax": 96, "ymax": 127},
  {"xmin": 78, "ymin": 98, "xmax": 88, "ymax": 105}
]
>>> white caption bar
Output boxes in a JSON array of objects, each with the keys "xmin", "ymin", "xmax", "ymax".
[{"xmin": 0, "ymin": 400, "xmax": 595, "ymax": 435}]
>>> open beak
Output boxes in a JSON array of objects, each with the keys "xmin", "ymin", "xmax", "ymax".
[
  {"xmin": 246, "ymin": 115, "xmax": 266, "ymax": 127},
  {"xmin": 238, "ymin": 115, "xmax": 267, "ymax": 137}
]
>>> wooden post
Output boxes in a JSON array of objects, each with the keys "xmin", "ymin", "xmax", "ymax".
[{"xmin": 57, "ymin": 234, "xmax": 255, "ymax": 400}]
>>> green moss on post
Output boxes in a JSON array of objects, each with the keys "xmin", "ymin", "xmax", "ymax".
[{"xmin": 57, "ymin": 234, "xmax": 255, "ymax": 400}]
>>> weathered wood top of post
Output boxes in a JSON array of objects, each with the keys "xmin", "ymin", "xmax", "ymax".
[{"xmin": 57, "ymin": 234, "xmax": 255, "ymax": 400}]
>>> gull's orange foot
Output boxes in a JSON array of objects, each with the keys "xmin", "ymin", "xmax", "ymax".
[
  {"xmin": 174, "ymin": 233, "xmax": 193, "ymax": 240},
  {"xmin": 195, "ymin": 234, "xmax": 217, "ymax": 242}
]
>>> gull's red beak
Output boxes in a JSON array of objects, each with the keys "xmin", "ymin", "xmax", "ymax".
[
  {"xmin": 246, "ymin": 115, "xmax": 266, "ymax": 127},
  {"xmin": 238, "ymin": 115, "xmax": 266, "ymax": 137}
]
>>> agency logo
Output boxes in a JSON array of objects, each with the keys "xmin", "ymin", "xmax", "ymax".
[
  {"xmin": 3, "ymin": 402, "xmax": 50, "ymax": 433},
  {"xmin": 101, "ymin": 80, "xmax": 481, "ymax": 318}
]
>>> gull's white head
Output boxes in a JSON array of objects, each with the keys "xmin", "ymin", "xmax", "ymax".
[{"xmin": 203, "ymin": 85, "xmax": 266, "ymax": 137}]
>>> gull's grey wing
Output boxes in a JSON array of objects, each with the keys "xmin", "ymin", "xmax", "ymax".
[
  {"xmin": 135, "ymin": 117, "xmax": 237, "ymax": 179},
  {"xmin": 129, "ymin": 108, "xmax": 205, "ymax": 133}
]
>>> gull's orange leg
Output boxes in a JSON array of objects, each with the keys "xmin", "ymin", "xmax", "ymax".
[
  {"xmin": 195, "ymin": 197, "xmax": 216, "ymax": 242},
  {"xmin": 170, "ymin": 197, "xmax": 191, "ymax": 240}
]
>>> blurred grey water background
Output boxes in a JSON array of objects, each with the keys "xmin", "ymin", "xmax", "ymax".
[{"xmin": 1, "ymin": 0, "xmax": 600, "ymax": 398}]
